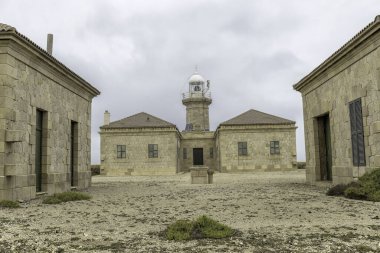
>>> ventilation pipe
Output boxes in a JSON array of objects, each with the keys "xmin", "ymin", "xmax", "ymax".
[{"xmin": 47, "ymin": 34, "xmax": 53, "ymax": 55}]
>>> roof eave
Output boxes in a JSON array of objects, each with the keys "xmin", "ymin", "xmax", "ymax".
[
  {"xmin": 294, "ymin": 17, "xmax": 380, "ymax": 92},
  {"xmin": 0, "ymin": 30, "xmax": 100, "ymax": 97}
]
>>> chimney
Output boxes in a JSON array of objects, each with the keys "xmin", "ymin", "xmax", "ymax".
[
  {"xmin": 47, "ymin": 34, "xmax": 53, "ymax": 55},
  {"xmin": 104, "ymin": 110, "xmax": 110, "ymax": 125}
]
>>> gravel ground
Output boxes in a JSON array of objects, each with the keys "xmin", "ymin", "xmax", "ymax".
[{"xmin": 1, "ymin": 170, "xmax": 380, "ymax": 253}]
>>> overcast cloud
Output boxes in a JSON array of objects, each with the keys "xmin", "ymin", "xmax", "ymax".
[{"xmin": 1, "ymin": 1, "xmax": 379, "ymax": 163}]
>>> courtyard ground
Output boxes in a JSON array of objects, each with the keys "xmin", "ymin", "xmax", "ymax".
[{"xmin": 0, "ymin": 170, "xmax": 380, "ymax": 253}]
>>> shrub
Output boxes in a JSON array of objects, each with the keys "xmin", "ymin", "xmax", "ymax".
[
  {"xmin": 368, "ymin": 191, "xmax": 380, "ymax": 202},
  {"xmin": 166, "ymin": 215, "xmax": 234, "ymax": 241},
  {"xmin": 193, "ymin": 215, "xmax": 234, "ymax": 239},
  {"xmin": 43, "ymin": 191, "xmax": 91, "ymax": 204},
  {"xmin": 0, "ymin": 200, "xmax": 20, "ymax": 208},
  {"xmin": 326, "ymin": 184, "xmax": 348, "ymax": 196},
  {"xmin": 166, "ymin": 220, "xmax": 193, "ymax": 241},
  {"xmin": 326, "ymin": 182, "xmax": 360, "ymax": 196},
  {"xmin": 340, "ymin": 168, "xmax": 380, "ymax": 202},
  {"xmin": 344, "ymin": 186, "xmax": 368, "ymax": 200}
]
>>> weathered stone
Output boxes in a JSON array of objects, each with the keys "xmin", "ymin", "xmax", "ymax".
[
  {"xmin": 0, "ymin": 24, "xmax": 100, "ymax": 200},
  {"xmin": 100, "ymin": 73, "xmax": 296, "ymax": 176},
  {"xmin": 5, "ymin": 130, "xmax": 24, "ymax": 142},
  {"xmin": 294, "ymin": 16, "xmax": 380, "ymax": 185}
]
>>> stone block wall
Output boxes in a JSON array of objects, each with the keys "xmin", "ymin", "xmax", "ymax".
[
  {"xmin": 182, "ymin": 97, "xmax": 212, "ymax": 131},
  {"xmin": 216, "ymin": 125, "xmax": 297, "ymax": 172},
  {"xmin": 100, "ymin": 128, "xmax": 180, "ymax": 176},
  {"xmin": 180, "ymin": 131, "xmax": 215, "ymax": 172},
  {"xmin": 300, "ymin": 34, "xmax": 380, "ymax": 185},
  {"xmin": 0, "ymin": 38, "xmax": 96, "ymax": 200}
]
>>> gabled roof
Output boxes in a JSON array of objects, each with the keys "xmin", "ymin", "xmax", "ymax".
[
  {"xmin": 294, "ymin": 15, "xmax": 380, "ymax": 91},
  {"xmin": 101, "ymin": 112, "xmax": 176, "ymax": 129},
  {"xmin": 219, "ymin": 109, "xmax": 295, "ymax": 126},
  {"xmin": 0, "ymin": 23, "xmax": 100, "ymax": 96}
]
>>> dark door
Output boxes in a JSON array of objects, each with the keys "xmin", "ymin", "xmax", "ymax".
[
  {"xmin": 193, "ymin": 148, "xmax": 204, "ymax": 166},
  {"xmin": 317, "ymin": 115, "xmax": 332, "ymax": 181},
  {"xmin": 35, "ymin": 110, "xmax": 43, "ymax": 192},
  {"xmin": 70, "ymin": 121, "xmax": 78, "ymax": 187}
]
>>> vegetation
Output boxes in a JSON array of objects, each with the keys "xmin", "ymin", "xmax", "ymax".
[
  {"xmin": 43, "ymin": 191, "xmax": 91, "ymax": 204},
  {"xmin": 326, "ymin": 182, "xmax": 360, "ymax": 196},
  {"xmin": 326, "ymin": 168, "xmax": 380, "ymax": 202},
  {"xmin": 0, "ymin": 200, "xmax": 20, "ymax": 208},
  {"xmin": 166, "ymin": 215, "xmax": 234, "ymax": 241}
]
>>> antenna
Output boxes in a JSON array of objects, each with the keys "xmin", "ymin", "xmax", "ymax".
[{"xmin": 194, "ymin": 64, "xmax": 198, "ymax": 73}]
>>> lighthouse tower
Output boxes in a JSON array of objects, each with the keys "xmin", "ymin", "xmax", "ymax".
[{"xmin": 182, "ymin": 71, "xmax": 212, "ymax": 131}]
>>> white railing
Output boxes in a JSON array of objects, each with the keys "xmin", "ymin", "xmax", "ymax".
[{"xmin": 182, "ymin": 91, "xmax": 211, "ymax": 99}]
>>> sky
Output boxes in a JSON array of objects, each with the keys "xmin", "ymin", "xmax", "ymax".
[{"xmin": 1, "ymin": 1, "xmax": 379, "ymax": 163}]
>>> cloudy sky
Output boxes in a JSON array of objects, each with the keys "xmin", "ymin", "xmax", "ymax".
[{"xmin": 1, "ymin": 1, "xmax": 379, "ymax": 163}]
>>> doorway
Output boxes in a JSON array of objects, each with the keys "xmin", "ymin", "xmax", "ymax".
[
  {"xmin": 317, "ymin": 114, "xmax": 332, "ymax": 181},
  {"xmin": 193, "ymin": 148, "xmax": 204, "ymax": 166}
]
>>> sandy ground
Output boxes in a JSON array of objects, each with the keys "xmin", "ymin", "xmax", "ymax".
[{"xmin": 1, "ymin": 170, "xmax": 380, "ymax": 253}]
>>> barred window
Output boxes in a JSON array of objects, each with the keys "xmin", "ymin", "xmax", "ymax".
[
  {"xmin": 238, "ymin": 142, "xmax": 247, "ymax": 156},
  {"xmin": 148, "ymin": 144, "xmax": 158, "ymax": 158},
  {"xmin": 270, "ymin": 141, "xmax": 280, "ymax": 155},
  {"xmin": 117, "ymin": 145, "xmax": 126, "ymax": 158},
  {"xmin": 210, "ymin": 147, "xmax": 214, "ymax": 158},
  {"xmin": 183, "ymin": 148, "xmax": 187, "ymax": 159}
]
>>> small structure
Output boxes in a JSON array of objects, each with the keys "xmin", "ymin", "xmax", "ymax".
[
  {"xmin": 215, "ymin": 109, "xmax": 297, "ymax": 172},
  {"xmin": 99, "ymin": 112, "xmax": 181, "ymax": 176},
  {"xmin": 294, "ymin": 16, "xmax": 380, "ymax": 185},
  {"xmin": 190, "ymin": 166, "xmax": 210, "ymax": 184},
  {"xmin": 0, "ymin": 24, "xmax": 100, "ymax": 200},
  {"xmin": 100, "ymin": 71, "xmax": 297, "ymax": 175}
]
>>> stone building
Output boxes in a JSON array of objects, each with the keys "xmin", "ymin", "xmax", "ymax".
[
  {"xmin": 0, "ymin": 24, "xmax": 100, "ymax": 200},
  {"xmin": 100, "ymin": 72, "xmax": 297, "ymax": 175},
  {"xmin": 294, "ymin": 16, "xmax": 380, "ymax": 185}
]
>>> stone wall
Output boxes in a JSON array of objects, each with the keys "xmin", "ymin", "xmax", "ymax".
[
  {"xmin": 100, "ymin": 128, "xmax": 180, "ymax": 176},
  {"xmin": 216, "ymin": 125, "xmax": 297, "ymax": 172},
  {"xmin": 182, "ymin": 97, "xmax": 212, "ymax": 131},
  {"xmin": 180, "ymin": 131, "xmax": 215, "ymax": 172},
  {"xmin": 0, "ymin": 37, "xmax": 97, "ymax": 200},
  {"xmin": 299, "ymin": 33, "xmax": 380, "ymax": 185}
]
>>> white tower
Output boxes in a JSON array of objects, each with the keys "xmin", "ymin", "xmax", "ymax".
[{"xmin": 182, "ymin": 71, "xmax": 212, "ymax": 131}]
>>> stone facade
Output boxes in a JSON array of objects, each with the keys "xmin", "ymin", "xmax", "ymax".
[
  {"xmin": 100, "ymin": 72, "xmax": 297, "ymax": 176},
  {"xmin": 100, "ymin": 127, "xmax": 180, "ymax": 176},
  {"xmin": 180, "ymin": 131, "xmax": 215, "ymax": 172},
  {"xmin": 0, "ymin": 24, "xmax": 100, "ymax": 200},
  {"xmin": 216, "ymin": 125, "xmax": 297, "ymax": 172},
  {"xmin": 294, "ymin": 16, "xmax": 380, "ymax": 185}
]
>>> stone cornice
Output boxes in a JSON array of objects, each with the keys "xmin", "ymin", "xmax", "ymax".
[
  {"xmin": 215, "ymin": 124, "xmax": 296, "ymax": 137},
  {"xmin": 0, "ymin": 31, "xmax": 100, "ymax": 99},
  {"xmin": 99, "ymin": 126, "xmax": 180, "ymax": 135}
]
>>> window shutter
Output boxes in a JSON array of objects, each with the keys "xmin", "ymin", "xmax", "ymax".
[
  {"xmin": 355, "ymin": 101, "xmax": 365, "ymax": 166},
  {"xmin": 349, "ymin": 99, "xmax": 365, "ymax": 166}
]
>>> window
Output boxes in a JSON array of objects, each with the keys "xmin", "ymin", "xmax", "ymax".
[
  {"xmin": 117, "ymin": 145, "xmax": 126, "ymax": 158},
  {"xmin": 210, "ymin": 147, "xmax": 214, "ymax": 158},
  {"xmin": 349, "ymin": 99, "xmax": 366, "ymax": 166},
  {"xmin": 238, "ymin": 142, "xmax": 247, "ymax": 156},
  {"xmin": 270, "ymin": 141, "xmax": 280, "ymax": 154},
  {"xmin": 148, "ymin": 144, "xmax": 158, "ymax": 158},
  {"xmin": 183, "ymin": 148, "xmax": 187, "ymax": 159}
]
